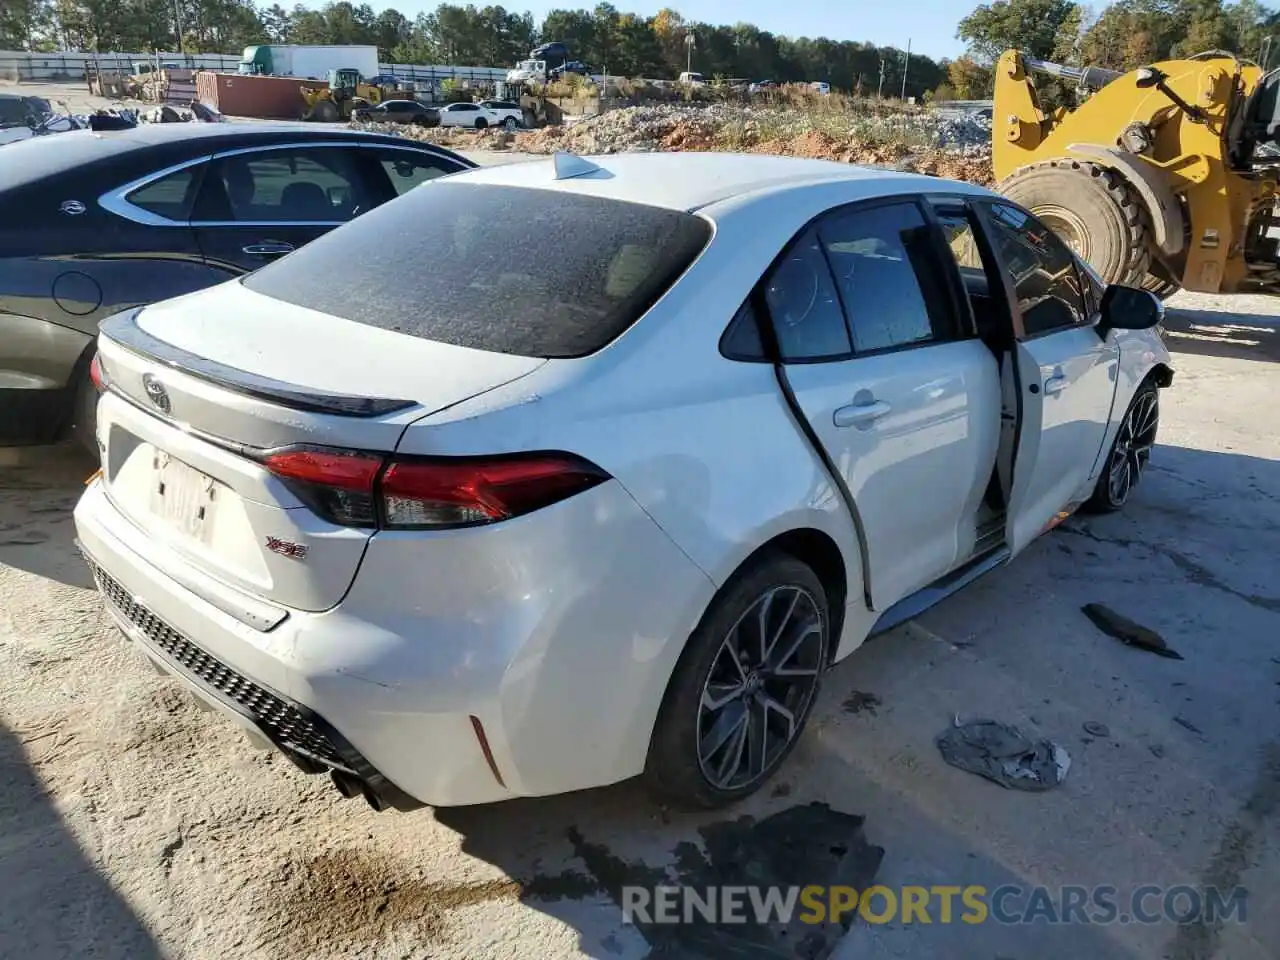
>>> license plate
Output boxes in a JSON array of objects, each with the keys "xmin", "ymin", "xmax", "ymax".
[{"xmin": 148, "ymin": 454, "xmax": 219, "ymax": 541}]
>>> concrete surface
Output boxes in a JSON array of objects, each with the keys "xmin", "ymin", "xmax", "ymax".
[
  {"xmin": 1, "ymin": 78, "xmax": 1278, "ymax": 958},
  {"xmin": 2, "ymin": 293, "xmax": 1277, "ymax": 959}
]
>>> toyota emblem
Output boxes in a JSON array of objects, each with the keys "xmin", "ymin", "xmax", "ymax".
[{"xmin": 142, "ymin": 374, "xmax": 171, "ymax": 414}]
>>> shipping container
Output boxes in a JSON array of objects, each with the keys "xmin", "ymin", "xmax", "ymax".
[{"xmin": 195, "ymin": 71, "xmax": 324, "ymax": 120}]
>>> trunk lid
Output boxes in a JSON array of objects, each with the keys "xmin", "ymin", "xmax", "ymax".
[{"xmin": 95, "ymin": 281, "xmax": 545, "ymax": 612}]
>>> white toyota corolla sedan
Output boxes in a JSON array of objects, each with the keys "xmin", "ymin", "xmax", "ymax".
[{"xmin": 74, "ymin": 152, "xmax": 1173, "ymax": 812}]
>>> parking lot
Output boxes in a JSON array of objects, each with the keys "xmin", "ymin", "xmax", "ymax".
[{"xmin": 1, "ymin": 117, "xmax": 1279, "ymax": 956}]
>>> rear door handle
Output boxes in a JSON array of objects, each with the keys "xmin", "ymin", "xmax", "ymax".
[
  {"xmin": 1043, "ymin": 375, "xmax": 1067, "ymax": 395},
  {"xmin": 833, "ymin": 400, "xmax": 891, "ymax": 428},
  {"xmin": 242, "ymin": 242, "xmax": 294, "ymax": 256}
]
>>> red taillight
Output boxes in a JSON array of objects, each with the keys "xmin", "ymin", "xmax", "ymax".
[
  {"xmin": 88, "ymin": 353, "xmax": 104, "ymax": 392},
  {"xmin": 263, "ymin": 448, "xmax": 383, "ymax": 527},
  {"xmin": 261, "ymin": 447, "xmax": 607, "ymax": 530},
  {"xmin": 380, "ymin": 454, "xmax": 608, "ymax": 529}
]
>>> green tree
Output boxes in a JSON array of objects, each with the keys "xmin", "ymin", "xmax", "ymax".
[
  {"xmin": 948, "ymin": 54, "xmax": 993, "ymax": 96},
  {"xmin": 957, "ymin": 0, "xmax": 1082, "ymax": 61},
  {"xmin": 1, "ymin": 0, "xmax": 54, "ymax": 49}
]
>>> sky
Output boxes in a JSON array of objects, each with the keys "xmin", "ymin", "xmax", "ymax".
[{"xmin": 366, "ymin": 0, "xmax": 971, "ymax": 60}]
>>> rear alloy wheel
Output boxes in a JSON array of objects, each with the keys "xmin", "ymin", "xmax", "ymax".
[
  {"xmin": 1085, "ymin": 380, "xmax": 1159, "ymax": 513},
  {"xmin": 503, "ymin": 116, "xmax": 519, "ymax": 131},
  {"xmin": 644, "ymin": 553, "xmax": 828, "ymax": 808}
]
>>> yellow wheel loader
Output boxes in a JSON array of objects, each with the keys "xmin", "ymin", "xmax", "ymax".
[
  {"xmin": 301, "ymin": 68, "xmax": 393, "ymax": 122},
  {"xmin": 993, "ymin": 47, "xmax": 1280, "ymax": 297}
]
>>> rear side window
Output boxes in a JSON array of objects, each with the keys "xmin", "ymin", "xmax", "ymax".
[
  {"xmin": 816, "ymin": 202, "xmax": 952, "ymax": 352},
  {"xmin": 762, "ymin": 228, "xmax": 852, "ymax": 360},
  {"xmin": 126, "ymin": 166, "xmax": 199, "ymax": 221},
  {"xmin": 243, "ymin": 182, "xmax": 712, "ymax": 358}
]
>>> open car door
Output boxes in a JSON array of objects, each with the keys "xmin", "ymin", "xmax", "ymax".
[{"xmin": 977, "ymin": 202, "xmax": 1120, "ymax": 554}]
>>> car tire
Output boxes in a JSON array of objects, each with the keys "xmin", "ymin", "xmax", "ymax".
[
  {"xmin": 474, "ymin": 117, "xmax": 488, "ymax": 129},
  {"xmin": 643, "ymin": 552, "xmax": 829, "ymax": 809},
  {"xmin": 503, "ymin": 116, "xmax": 519, "ymax": 131},
  {"xmin": 1083, "ymin": 378, "xmax": 1159, "ymax": 514},
  {"xmin": 71, "ymin": 371, "xmax": 99, "ymax": 461}
]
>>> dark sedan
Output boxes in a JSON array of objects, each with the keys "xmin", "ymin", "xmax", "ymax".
[
  {"xmin": 352, "ymin": 100, "xmax": 440, "ymax": 126},
  {"xmin": 0, "ymin": 122, "xmax": 474, "ymax": 450}
]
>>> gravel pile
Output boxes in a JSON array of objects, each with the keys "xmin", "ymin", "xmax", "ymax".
[
  {"xmin": 354, "ymin": 101, "xmax": 996, "ymax": 185},
  {"xmin": 517, "ymin": 103, "xmax": 993, "ymax": 155}
]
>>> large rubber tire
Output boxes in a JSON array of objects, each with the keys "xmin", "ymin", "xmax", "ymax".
[
  {"xmin": 1141, "ymin": 270, "xmax": 1180, "ymax": 301},
  {"xmin": 999, "ymin": 159, "xmax": 1151, "ymax": 286},
  {"xmin": 503, "ymin": 116, "xmax": 519, "ymax": 131},
  {"xmin": 1083, "ymin": 379, "xmax": 1159, "ymax": 514},
  {"xmin": 474, "ymin": 117, "xmax": 488, "ymax": 129},
  {"xmin": 643, "ymin": 552, "xmax": 830, "ymax": 809},
  {"xmin": 310, "ymin": 99, "xmax": 339, "ymax": 123}
]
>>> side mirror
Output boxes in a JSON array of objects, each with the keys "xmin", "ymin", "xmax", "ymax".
[{"xmin": 1099, "ymin": 283, "xmax": 1164, "ymax": 338}]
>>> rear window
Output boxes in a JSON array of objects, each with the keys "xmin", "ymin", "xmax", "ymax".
[{"xmin": 243, "ymin": 182, "xmax": 712, "ymax": 358}]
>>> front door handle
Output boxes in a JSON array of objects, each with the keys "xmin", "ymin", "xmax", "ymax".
[
  {"xmin": 833, "ymin": 400, "xmax": 891, "ymax": 428},
  {"xmin": 1043, "ymin": 375, "xmax": 1067, "ymax": 395},
  {"xmin": 242, "ymin": 242, "xmax": 295, "ymax": 256}
]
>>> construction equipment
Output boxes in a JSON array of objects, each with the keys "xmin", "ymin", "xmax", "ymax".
[
  {"xmin": 993, "ymin": 48, "xmax": 1280, "ymax": 297},
  {"xmin": 301, "ymin": 68, "xmax": 396, "ymax": 122}
]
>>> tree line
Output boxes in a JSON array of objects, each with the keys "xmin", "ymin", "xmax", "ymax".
[
  {"xmin": 943, "ymin": 0, "xmax": 1280, "ymax": 99},
  {"xmin": 7, "ymin": 0, "xmax": 1274, "ymax": 99},
  {"xmin": 1, "ymin": 1, "xmax": 946, "ymax": 96}
]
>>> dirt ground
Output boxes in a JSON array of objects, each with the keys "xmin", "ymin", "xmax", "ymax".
[{"xmin": 2, "ymin": 77, "xmax": 1279, "ymax": 958}]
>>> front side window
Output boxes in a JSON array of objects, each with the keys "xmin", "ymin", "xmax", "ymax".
[{"xmin": 981, "ymin": 202, "xmax": 1087, "ymax": 336}]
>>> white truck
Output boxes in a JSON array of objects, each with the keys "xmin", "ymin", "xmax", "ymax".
[
  {"xmin": 237, "ymin": 45, "xmax": 380, "ymax": 81},
  {"xmin": 506, "ymin": 59, "xmax": 546, "ymax": 83}
]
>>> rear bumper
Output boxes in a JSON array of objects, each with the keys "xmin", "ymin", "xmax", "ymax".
[
  {"xmin": 79, "ymin": 548, "xmax": 423, "ymax": 811},
  {"xmin": 73, "ymin": 476, "xmax": 716, "ymax": 808}
]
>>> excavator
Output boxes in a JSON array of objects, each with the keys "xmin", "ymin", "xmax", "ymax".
[{"xmin": 992, "ymin": 45, "xmax": 1280, "ymax": 297}]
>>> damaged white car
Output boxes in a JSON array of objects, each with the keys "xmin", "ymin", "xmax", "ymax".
[{"xmin": 75, "ymin": 153, "xmax": 1172, "ymax": 812}]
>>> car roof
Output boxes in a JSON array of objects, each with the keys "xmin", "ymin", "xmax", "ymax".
[
  {"xmin": 449, "ymin": 152, "xmax": 997, "ymax": 212},
  {"xmin": 0, "ymin": 122, "xmax": 454, "ymax": 193}
]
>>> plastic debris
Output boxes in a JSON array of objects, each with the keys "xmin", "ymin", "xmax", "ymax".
[
  {"xmin": 1082, "ymin": 603, "xmax": 1184, "ymax": 660},
  {"xmin": 1174, "ymin": 715, "xmax": 1203, "ymax": 735},
  {"xmin": 1083, "ymin": 721, "xmax": 1110, "ymax": 738},
  {"xmin": 936, "ymin": 716, "xmax": 1071, "ymax": 791}
]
